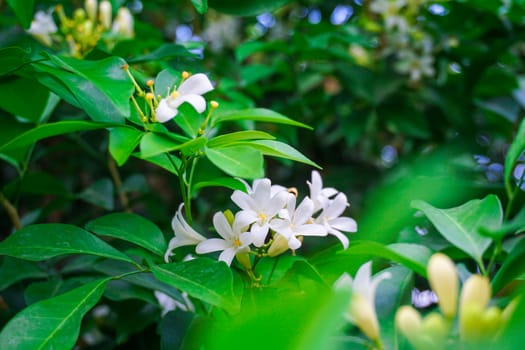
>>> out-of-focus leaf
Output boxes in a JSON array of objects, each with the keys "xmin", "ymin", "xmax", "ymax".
[
  {"xmin": 0, "ymin": 257, "xmax": 48, "ymax": 291},
  {"xmin": 0, "ymin": 278, "xmax": 109, "ymax": 350},
  {"xmin": 192, "ymin": 177, "xmax": 246, "ymax": 192},
  {"xmin": 0, "ymin": 78, "xmax": 49, "ymax": 122},
  {"xmin": 2, "ymin": 171, "xmax": 70, "ymax": 197},
  {"xmin": 86, "ymin": 213, "xmax": 167, "ymax": 257},
  {"xmin": 412, "ymin": 195, "xmax": 502, "ymax": 266},
  {"xmin": 127, "ymin": 44, "xmax": 197, "ymax": 63},
  {"xmin": 31, "ymin": 54, "xmax": 134, "ymax": 122},
  {"xmin": 208, "ymin": 0, "xmax": 292, "ymax": 16},
  {"xmin": 492, "ymin": 237, "xmax": 525, "ymax": 293},
  {"xmin": 76, "ymin": 178, "xmax": 114, "ymax": 210},
  {"xmin": 205, "ymin": 145, "xmax": 264, "ymax": 179},
  {"xmin": 104, "ymin": 280, "xmax": 157, "ymax": 304},
  {"xmin": 150, "ymin": 258, "xmax": 239, "ymax": 311},
  {"xmin": 0, "ymin": 224, "xmax": 134, "ymax": 264},
  {"xmin": 6, "ymin": 0, "xmax": 35, "ymax": 29},
  {"xmin": 504, "ymin": 118, "xmax": 525, "ymax": 196},
  {"xmin": 174, "ymin": 103, "xmax": 206, "ymax": 138},
  {"xmin": 240, "ymin": 64, "xmax": 277, "ymax": 86},
  {"xmin": 191, "ymin": 0, "xmax": 208, "ymax": 14},
  {"xmin": 480, "ymin": 206, "xmax": 525, "ymax": 239},
  {"xmin": 213, "ymin": 108, "xmax": 311, "ymax": 129},
  {"xmin": 0, "ymin": 47, "xmax": 31, "ymax": 76}
]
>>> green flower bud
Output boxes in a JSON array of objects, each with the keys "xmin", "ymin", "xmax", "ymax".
[{"xmin": 267, "ymin": 233, "xmax": 289, "ymax": 257}]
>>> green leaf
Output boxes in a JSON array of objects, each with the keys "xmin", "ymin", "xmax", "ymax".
[
  {"xmin": 492, "ymin": 237, "xmax": 525, "ymax": 293},
  {"xmin": 139, "ymin": 132, "xmax": 200, "ymax": 158},
  {"xmin": 0, "ymin": 121, "xmax": 117, "ymax": 161},
  {"xmin": 191, "ymin": 0, "xmax": 208, "ymax": 13},
  {"xmin": 207, "ymin": 130, "xmax": 275, "ymax": 148},
  {"xmin": 76, "ymin": 178, "xmax": 114, "ymax": 210},
  {"xmin": 174, "ymin": 103, "xmax": 206, "ymax": 138},
  {"xmin": 25, "ymin": 277, "xmax": 96, "ymax": 305},
  {"xmin": 192, "ymin": 177, "xmax": 245, "ymax": 192},
  {"xmin": 238, "ymin": 139, "xmax": 320, "ymax": 168},
  {"xmin": 480, "ymin": 206, "xmax": 525, "ymax": 239},
  {"xmin": 412, "ymin": 195, "xmax": 502, "ymax": 266},
  {"xmin": 109, "ymin": 127, "xmax": 143, "ymax": 166},
  {"xmin": 150, "ymin": 258, "xmax": 239, "ymax": 311},
  {"xmin": 0, "ymin": 278, "xmax": 109, "ymax": 350},
  {"xmin": 134, "ymin": 152, "xmax": 181, "ymax": 175},
  {"xmin": 212, "ymin": 108, "xmax": 312, "ymax": 129},
  {"xmin": 0, "ymin": 47, "xmax": 31, "ymax": 76},
  {"xmin": 338, "ymin": 241, "xmax": 432, "ymax": 278},
  {"xmin": 31, "ymin": 54, "xmax": 134, "ymax": 123},
  {"xmin": 127, "ymin": 44, "xmax": 197, "ymax": 63},
  {"xmin": 0, "ymin": 257, "xmax": 48, "ymax": 291},
  {"xmin": 0, "ymin": 78, "xmax": 50, "ymax": 123},
  {"xmin": 504, "ymin": 118, "xmax": 525, "ymax": 196},
  {"xmin": 205, "ymin": 146, "xmax": 264, "ymax": 179},
  {"xmin": 208, "ymin": 0, "xmax": 292, "ymax": 16},
  {"xmin": 0, "ymin": 224, "xmax": 134, "ymax": 264},
  {"xmin": 6, "ymin": 0, "xmax": 35, "ymax": 28},
  {"xmin": 86, "ymin": 213, "xmax": 167, "ymax": 257}
]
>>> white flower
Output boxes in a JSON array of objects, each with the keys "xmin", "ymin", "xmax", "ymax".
[
  {"xmin": 99, "ymin": 0, "xmax": 112, "ymax": 29},
  {"xmin": 307, "ymin": 170, "xmax": 338, "ymax": 212},
  {"xmin": 196, "ymin": 211, "xmax": 254, "ymax": 266},
  {"xmin": 315, "ymin": 192, "xmax": 357, "ymax": 249},
  {"xmin": 269, "ymin": 196, "xmax": 327, "ymax": 250},
  {"xmin": 335, "ymin": 262, "xmax": 391, "ymax": 341},
  {"xmin": 85, "ymin": 0, "xmax": 98, "ymax": 22},
  {"xmin": 27, "ymin": 11, "xmax": 57, "ymax": 46},
  {"xmin": 164, "ymin": 204, "xmax": 206, "ymax": 262},
  {"xmin": 395, "ymin": 49, "xmax": 435, "ymax": 82},
  {"xmin": 111, "ymin": 7, "xmax": 134, "ymax": 38},
  {"xmin": 155, "ymin": 73, "xmax": 214, "ymax": 123},
  {"xmin": 154, "ymin": 290, "xmax": 195, "ymax": 316},
  {"xmin": 231, "ymin": 178, "xmax": 290, "ymax": 247}
]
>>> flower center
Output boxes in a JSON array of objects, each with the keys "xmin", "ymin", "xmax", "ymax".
[
  {"xmin": 234, "ymin": 238, "xmax": 242, "ymax": 247},
  {"xmin": 258, "ymin": 213, "xmax": 267, "ymax": 222}
]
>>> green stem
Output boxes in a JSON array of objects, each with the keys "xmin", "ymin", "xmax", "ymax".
[
  {"xmin": 0, "ymin": 191, "xmax": 22, "ymax": 231},
  {"xmin": 486, "ymin": 240, "xmax": 502, "ymax": 276},
  {"xmin": 505, "ymin": 169, "xmax": 525, "ymax": 220},
  {"xmin": 112, "ymin": 268, "xmax": 148, "ymax": 280}
]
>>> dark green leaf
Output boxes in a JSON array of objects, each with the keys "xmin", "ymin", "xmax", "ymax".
[
  {"xmin": 134, "ymin": 152, "xmax": 181, "ymax": 175},
  {"xmin": 504, "ymin": 118, "xmax": 525, "ymax": 196},
  {"xmin": 192, "ymin": 177, "xmax": 245, "ymax": 192},
  {"xmin": 0, "ymin": 47, "xmax": 31, "ymax": 76},
  {"xmin": 150, "ymin": 258, "xmax": 239, "ymax": 311},
  {"xmin": 191, "ymin": 0, "xmax": 208, "ymax": 14},
  {"xmin": 238, "ymin": 139, "xmax": 320, "ymax": 168},
  {"xmin": 205, "ymin": 145, "xmax": 264, "ymax": 179},
  {"xmin": 109, "ymin": 127, "xmax": 143, "ymax": 166},
  {"xmin": 86, "ymin": 213, "xmax": 167, "ymax": 257},
  {"xmin": 0, "ymin": 278, "xmax": 109, "ymax": 350},
  {"xmin": 24, "ymin": 277, "xmax": 96, "ymax": 305},
  {"xmin": 76, "ymin": 178, "xmax": 114, "ymax": 210},
  {"xmin": 0, "ymin": 78, "xmax": 50, "ymax": 123},
  {"xmin": 0, "ymin": 224, "xmax": 134, "ymax": 264},
  {"xmin": 412, "ymin": 195, "xmax": 502, "ymax": 266},
  {"xmin": 492, "ymin": 237, "xmax": 525, "ymax": 293},
  {"xmin": 0, "ymin": 257, "xmax": 48, "ymax": 291},
  {"xmin": 207, "ymin": 130, "xmax": 275, "ymax": 148},
  {"xmin": 212, "ymin": 108, "xmax": 311, "ymax": 129},
  {"xmin": 128, "ymin": 44, "xmax": 197, "ymax": 63},
  {"xmin": 208, "ymin": 0, "xmax": 292, "ymax": 16}
]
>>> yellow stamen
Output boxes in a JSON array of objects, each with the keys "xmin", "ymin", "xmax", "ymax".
[
  {"xmin": 234, "ymin": 238, "xmax": 242, "ymax": 247},
  {"xmin": 170, "ymin": 91, "xmax": 179, "ymax": 99},
  {"xmin": 182, "ymin": 71, "xmax": 190, "ymax": 80},
  {"xmin": 210, "ymin": 100, "xmax": 219, "ymax": 109}
]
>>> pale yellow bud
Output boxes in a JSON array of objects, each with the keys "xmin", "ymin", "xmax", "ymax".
[
  {"xmin": 74, "ymin": 8, "xmax": 87, "ymax": 21},
  {"xmin": 112, "ymin": 7, "xmax": 134, "ymax": 38},
  {"xmin": 223, "ymin": 209, "xmax": 235, "ymax": 226},
  {"xmin": 350, "ymin": 293, "xmax": 380, "ymax": 341},
  {"xmin": 85, "ymin": 0, "xmax": 98, "ymax": 21},
  {"xmin": 427, "ymin": 253, "xmax": 458, "ymax": 318},
  {"xmin": 396, "ymin": 305, "xmax": 422, "ymax": 338},
  {"xmin": 267, "ymin": 234, "xmax": 289, "ymax": 257},
  {"xmin": 182, "ymin": 71, "xmax": 190, "ymax": 79},
  {"xmin": 99, "ymin": 0, "xmax": 112, "ymax": 29},
  {"xmin": 459, "ymin": 275, "xmax": 491, "ymax": 341},
  {"xmin": 421, "ymin": 312, "xmax": 449, "ymax": 339},
  {"xmin": 480, "ymin": 306, "xmax": 502, "ymax": 336},
  {"xmin": 210, "ymin": 100, "xmax": 219, "ymax": 109},
  {"xmin": 235, "ymin": 252, "xmax": 252, "ymax": 271}
]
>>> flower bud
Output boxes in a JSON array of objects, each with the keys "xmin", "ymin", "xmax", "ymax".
[
  {"xmin": 427, "ymin": 253, "xmax": 458, "ymax": 318},
  {"xmin": 396, "ymin": 305, "xmax": 422, "ymax": 341},
  {"xmin": 351, "ymin": 293, "xmax": 380, "ymax": 341},
  {"xmin": 85, "ymin": 0, "xmax": 98, "ymax": 21},
  {"xmin": 480, "ymin": 306, "xmax": 502, "ymax": 336},
  {"xmin": 112, "ymin": 7, "xmax": 134, "ymax": 38},
  {"xmin": 267, "ymin": 233, "xmax": 289, "ymax": 257},
  {"xmin": 422, "ymin": 312, "xmax": 449, "ymax": 339},
  {"xmin": 235, "ymin": 252, "xmax": 252, "ymax": 271},
  {"xmin": 459, "ymin": 274, "xmax": 491, "ymax": 341},
  {"xmin": 99, "ymin": 0, "xmax": 112, "ymax": 29}
]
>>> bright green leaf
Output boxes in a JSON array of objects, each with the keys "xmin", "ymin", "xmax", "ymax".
[
  {"xmin": 6, "ymin": 0, "xmax": 35, "ymax": 28},
  {"xmin": 86, "ymin": 213, "xmax": 167, "ymax": 257},
  {"xmin": 109, "ymin": 127, "xmax": 143, "ymax": 166},
  {"xmin": 134, "ymin": 152, "xmax": 181, "ymax": 175},
  {"xmin": 207, "ymin": 130, "xmax": 275, "ymax": 148},
  {"xmin": 212, "ymin": 108, "xmax": 311, "ymax": 129},
  {"xmin": 412, "ymin": 195, "xmax": 502, "ymax": 266},
  {"xmin": 191, "ymin": 0, "xmax": 208, "ymax": 13},
  {"xmin": 0, "ymin": 278, "xmax": 109, "ymax": 350},
  {"xmin": 205, "ymin": 145, "xmax": 264, "ymax": 179},
  {"xmin": 0, "ymin": 224, "xmax": 134, "ymax": 264},
  {"xmin": 150, "ymin": 258, "xmax": 239, "ymax": 311},
  {"xmin": 192, "ymin": 177, "xmax": 245, "ymax": 192},
  {"xmin": 492, "ymin": 237, "xmax": 525, "ymax": 293},
  {"xmin": 174, "ymin": 103, "xmax": 206, "ymax": 138},
  {"xmin": 208, "ymin": 0, "xmax": 292, "ymax": 16},
  {"xmin": 504, "ymin": 118, "xmax": 525, "ymax": 196},
  {"xmin": 139, "ymin": 132, "xmax": 200, "ymax": 158}
]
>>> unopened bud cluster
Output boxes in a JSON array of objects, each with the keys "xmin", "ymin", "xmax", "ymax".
[
  {"xmin": 396, "ymin": 253, "xmax": 518, "ymax": 348},
  {"xmin": 27, "ymin": 0, "xmax": 134, "ymax": 57}
]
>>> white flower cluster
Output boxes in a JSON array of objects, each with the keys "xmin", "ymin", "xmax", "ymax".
[
  {"xmin": 369, "ymin": 0, "xmax": 436, "ymax": 84},
  {"xmin": 164, "ymin": 171, "xmax": 357, "ymax": 266}
]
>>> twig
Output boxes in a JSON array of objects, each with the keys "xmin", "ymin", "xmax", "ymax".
[{"xmin": 0, "ymin": 191, "xmax": 22, "ymax": 231}]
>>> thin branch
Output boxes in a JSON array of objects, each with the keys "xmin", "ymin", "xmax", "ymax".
[{"xmin": 0, "ymin": 191, "xmax": 22, "ymax": 231}]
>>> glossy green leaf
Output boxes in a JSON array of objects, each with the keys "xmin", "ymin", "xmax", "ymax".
[
  {"xmin": 480, "ymin": 205, "xmax": 525, "ymax": 239},
  {"xmin": 412, "ymin": 195, "xmax": 502, "ymax": 265},
  {"xmin": 104, "ymin": 279, "xmax": 157, "ymax": 304},
  {"xmin": 0, "ymin": 47, "xmax": 31, "ymax": 76},
  {"xmin": 24, "ymin": 277, "xmax": 96, "ymax": 305},
  {"xmin": 127, "ymin": 44, "xmax": 197, "ymax": 63},
  {"xmin": 31, "ymin": 54, "xmax": 134, "ymax": 123},
  {"xmin": 139, "ymin": 132, "xmax": 201, "ymax": 158},
  {"xmin": 0, "ymin": 224, "xmax": 134, "ymax": 264},
  {"xmin": 192, "ymin": 177, "xmax": 245, "ymax": 192},
  {"xmin": 86, "ymin": 213, "xmax": 167, "ymax": 257},
  {"xmin": 134, "ymin": 152, "xmax": 181, "ymax": 175},
  {"xmin": 109, "ymin": 127, "xmax": 143, "ymax": 166},
  {"xmin": 0, "ymin": 257, "xmax": 48, "ymax": 291},
  {"xmin": 492, "ymin": 237, "xmax": 525, "ymax": 293},
  {"xmin": 150, "ymin": 258, "xmax": 239, "ymax": 311},
  {"xmin": 208, "ymin": 0, "xmax": 292, "ymax": 16},
  {"xmin": 6, "ymin": 0, "xmax": 35, "ymax": 28},
  {"xmin": 504, "ymin": 117, "xmax": 525, "ymax": 196},
  {"xmin": 0, "ymin": 121, "xmax": 117, "ymax": 159},
  {"xmin": 205, "ymin": 145, "xmax": 264, "ymax": 179},
  {"xmin": 0, "ymin": 278, "xmax": 109, "ymax": 350},
  {"xmin": 0, "ymin": 78, "xmax": 50, "ymax": 123},
  {"xmin": 238, "ymin": 139, "xmax": 320, "ymax": 168},
  {"xmin": 207, "ymin": 130, "xmax": 275, "ymax": 148},
  {"xmin": 212, "ymin": 108, "xmax": 311, "ymax": 129},
  {"xmin": 174, "ymin": 103, "xmax": 206, "ymax": 138}
]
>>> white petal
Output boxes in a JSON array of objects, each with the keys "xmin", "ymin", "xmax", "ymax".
[
  {"xmin": 334, "ymin": 272, "xmax": 353, "ymax": 291},
  {"xmin": 295, "ymin": 223, "xmax": 327, "ymax": 237},
  {"xmin": 234, "ymin": 210, "xmax": 258, "ymax": 228},
  {"xmin": 155, "ymin": 98, "xmax": 178, "ymax": 123},
  {"xmin": 330, "ymin": 217, "xmax": 357, "ymax": 233},
  {"xmin": 168, "ymin": 94, "xmax": 207, "ymax": 114},
  {"xmin": 218, "ymin": 247, "xmax": 236, "ymax": 266},
  {"xmin": 231, "ymin": 190, "xmax": 257, "ymax": 211},
  {"xmin": 288, "ymin": 235, "xmax": 302, "ymax": 250},
  {"xmin": 213, "ymin": 212, "xmax": 234, "ymax": 240},
  {"xmin": 250, "ymin": 223, "xmax": 269, "ymax": 247},
  {"xmin": 329, "ymin": 230, "xmax": 350, "ymax": 249},
  {"xmin": 196, "ymin": 238, "xmax": 229, "ymax": 254},
  {"xmin": 294, "ymin": 197, "xmax": 315, "ymax": 225},
  {"xmin": 177, "ymin": 73, "xmax": 214, "ymax": 95},
  {"xmin": 253, "ymin": 179, "xmax": 272, "ymax": 205},
  {"xmin": 323, "ymin": 193, "xmax": 348, "ymax": 219}
]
